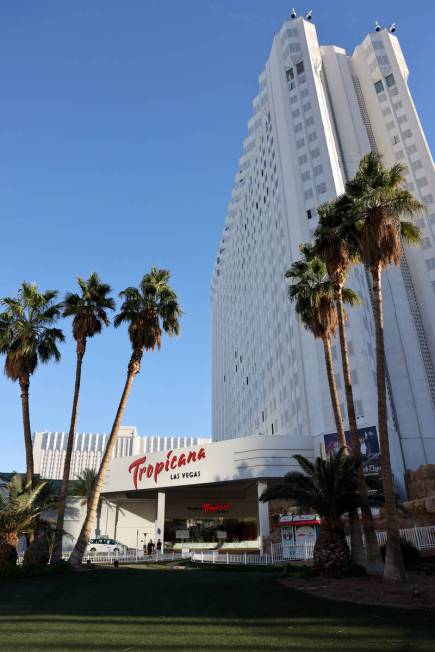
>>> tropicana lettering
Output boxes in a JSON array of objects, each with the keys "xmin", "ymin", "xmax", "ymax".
[{"xmin": 128, "ymin": 448, "xmax": 207, "ymax": 489}]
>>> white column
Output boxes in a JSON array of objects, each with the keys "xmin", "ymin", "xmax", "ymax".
[
  {"xmin": 155, "ymin": 491, "xmax": 166, "ymax": 554},
  {"xmin": 257, "ymin": 480, "xmax": 270, "ymax": 554}
]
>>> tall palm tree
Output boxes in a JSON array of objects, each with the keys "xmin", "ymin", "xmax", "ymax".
[
  {"xmin": 346, "ymin": 152, "xmax": 423, "ymax": 582},
  {"xmin": 286, "ymin": 245, "xmax": 359, "ymax": 449},
  {"xmin": 0, "ymin": 283, "xmax": 64, "ymax": 484},
  {"xmin": 260, "ymin": 450, "xmax": 363, "ymax": 574},
  {"xmin": 286, "ymin": 246, "xmax": 365, "ymax": 566},
  {"xmin": 51, "ymin": 274, "xmax": 114, "ymax": 563},
  {"xmin": 0, "ymin": 474, "xmax": 48, "ymax": 569},
  {"xmin": 315, "ymin": 198, "xmax": 384, "ymax": 575},
  {"xmin": 68, "ymin": 268, "xmax": 181, "ymax": 567}
]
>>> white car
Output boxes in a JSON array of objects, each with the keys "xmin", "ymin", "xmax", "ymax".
[{"xmin": 87, "ymin": 538, "xmax": 127, "ymax": 554}]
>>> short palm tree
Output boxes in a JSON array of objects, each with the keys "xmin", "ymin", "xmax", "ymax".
[
  {"xmin": 51, "ymin": 273, "xmax": 114, "ymax": 563},
  {"xmin": 0, "ymin": 283, "xmax": 64, "ymax": 484},
  {"xmin": 0, "ymin": 474, "xmax": 48, "ymax": 568},
  {"xmin": 315, "ymin": 197, "xmax": 383, "ymax": 575},
  {"xmin": 68, "ymin": 267, "xmax": 181, "ymax": 567},
  {"xmin": 347, "ymin": 152, "xmax": 423, "ymax": 581},
  {"xmin": 69, "ymin": 467, "xmax": 98, "ymax": 509},
  {"xmin": 260, "ymin": 450, "xmax": 363, "ymax": 573}
]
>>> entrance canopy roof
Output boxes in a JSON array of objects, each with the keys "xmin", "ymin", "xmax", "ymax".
[{"xmin": 102, "ymin": 434, "xmax": 314, "ymax": 495}]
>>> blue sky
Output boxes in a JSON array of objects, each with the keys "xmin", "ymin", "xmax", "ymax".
[{"xmin": 1, "ymin": 0, "xmax": 434, "ymax": 471}]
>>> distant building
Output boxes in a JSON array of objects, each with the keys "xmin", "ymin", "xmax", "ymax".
[
  {"xmin": 211, "ymin": 15, "xmax": 435, "ymax": 489},
  {"xmin": 33, "ymin": 426, "xmax": 209, "ymax": 480}
]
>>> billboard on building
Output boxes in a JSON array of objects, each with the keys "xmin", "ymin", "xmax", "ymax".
[{"xmin": 323, "ymin": 426, "xmax": 380, "ymax": 475}]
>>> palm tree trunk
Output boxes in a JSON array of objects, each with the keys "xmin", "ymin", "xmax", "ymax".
[
  {"xmin": 68, "ymin": 349, "xmax": 143, "ymax": 567},
  {"xmin": 51, "ymin": 340, "xmax": 86, "ymax": 563},
  {"xmin": 335, "ymin": 287, "xmax": 383, "ymax": 574},
  {"xmin": 322, "ymin": 335, "xmax": 362, "ymax": 565},
  {"xmin": 322, "ymin": 336, "xmax": 346, "ymax": 447},
  {"xmin": 313, "ymin": 519, "xmax": 350, "ymax": 574},
  {"xmin": 19, "ymin": 375, "xmax": 34, "ymax": 486},
  {"xmin": 372, "ymin": 266, "xmax": 406, "ymax": 581}
]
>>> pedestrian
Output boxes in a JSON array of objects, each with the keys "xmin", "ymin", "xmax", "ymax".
[
  {"xmin": 156, "ymin": 539, "xmax": 162, "ymax": 558},
  {"xmin": 147, "ymin": 539, "xmax": 155, "ymax": 556}
]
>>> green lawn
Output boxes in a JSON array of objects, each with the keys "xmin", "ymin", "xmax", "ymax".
[{"xmin": 0, "ymin": 564, "xmax": 434, "ymax": 651}]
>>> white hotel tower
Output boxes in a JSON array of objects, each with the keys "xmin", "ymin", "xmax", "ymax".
[{"xmin": 211, "ymin": 15, "xmax": 435, "ymax": 486}]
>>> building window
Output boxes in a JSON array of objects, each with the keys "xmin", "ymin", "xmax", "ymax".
[
  {"xmin": 374, "ymin": 80, "xmax": 384, "ymax": 94},
  {"xmin": 385, "ymin": 73, "xmax": 396, "ymax": 87},
  {"xmin": 271, "ymin": 423, "xmax": 274, "ymax": 435},
  {"xmin": 316, "ymin": 182, "xmax": 326, "ymax": 194},
  {"xmin": 286, "ymin": 67, "xmax": 294, "ymax": 81},
  {"xmin": 307, "ymin": 209, "xmax": 312, "ymax": 220},
  {"xmin": 304, "ymin": 189, "xmax": 314, "ymax": 200},
  {"xmin": 246, "ymin": 377, "xmax": 249, "ymax": 385},
  {"xmin": 296, "ymin": 61, "xmax": 304, "ymax": 75}
]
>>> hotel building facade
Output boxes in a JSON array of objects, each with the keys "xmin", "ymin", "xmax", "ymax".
[{"xmin": 211, "ymin": 15, "xmax": 435, "ymax": 492}]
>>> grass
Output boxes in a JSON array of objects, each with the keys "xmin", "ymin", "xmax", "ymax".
[{"xmin": 0, "ymin": 563, "xmax": 434, "ymax": 651}]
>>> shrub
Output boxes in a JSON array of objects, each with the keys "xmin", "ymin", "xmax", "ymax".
[{"xmin": 0, "ymin": 560, "xmax": 72, "ymax": 580}]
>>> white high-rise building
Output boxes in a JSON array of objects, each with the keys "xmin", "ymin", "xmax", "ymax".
[
  {"xmin": 211, "ymin": 15, "xmax": 435, "ymax": 488},
  {"xmin": 33, "ymin": 426, "xmax": 209, "ymax": 480}
]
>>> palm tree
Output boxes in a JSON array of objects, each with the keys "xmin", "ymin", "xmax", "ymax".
[
  {"xmin": 287, "ymin": 246, "xmax": 366, "ymax": 567},
  {"xmin": 0, "ymin": 283, "xmax": 64, "ymax": 484},
  {"xmin": 286, "ymin": 245, "xmax": 359, "ymax": 449},
  {"xmin": 0, "ymin": 474, "xmax": 48, "ymax": 569},
  {"xmin": 70, "ymin": 467, "xmax": 98, "ymax": 509},
  {"xmin": 260, "ymin": 450, "xmax": 363, "ymax": 574},
  {"xmin": 315, "ymin": 198, "xmax": 384, "ymax": 575},
  {"xmin": 51, "ymin": 274, "xmax": 114, "ymax": 563},
  {"xmin": 346, "ymin": 152, "xmax": 423, "ymax": 581},
  {"xmin": 68, "ymin": 268, "xmax": 181, "ymax": 567}
]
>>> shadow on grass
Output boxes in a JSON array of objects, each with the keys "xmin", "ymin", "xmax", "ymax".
[{"xmin": 0, "ymin": 567, "xmax": 434, "ymax": 651}]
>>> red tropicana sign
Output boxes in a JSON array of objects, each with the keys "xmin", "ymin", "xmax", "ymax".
[
  {"xmin": 202, "ymin": 503, "xmax": 231, "ymax": 513},
  {"xmin": 128, "ymin": 447, "xmax": 207, "ymax": 489}
]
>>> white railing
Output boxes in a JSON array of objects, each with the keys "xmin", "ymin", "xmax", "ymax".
[
  {"xmin": 82, "ymin": 550, "xmax": 188, "ymax": 565},
  {"xmin": 270, "ymin": 542, "xmax": 315, "ymax": 563},
  {"xmin": 191, "ymin": 551, "xmax": 272, "ymax": 565},
  {"xmin": 376, "ymin": 525, "xmax": 435, "ymax": 551}
]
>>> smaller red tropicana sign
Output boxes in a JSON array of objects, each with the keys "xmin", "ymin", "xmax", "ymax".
[
  {"xmin": 128, "ymin": 448, "xmax": 207, "ymax": 489},
  {"xmin": 202, "ymin": 503, "xmax": 231, "ymax": 514}
]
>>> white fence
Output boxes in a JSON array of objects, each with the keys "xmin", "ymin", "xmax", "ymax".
[
  {"xmin": 191, "ymin": 551, "xmax": 272, "ymax": 565},
  {"xmin": 270, "ymin": 542, "xmax": 314, "ymax": 563},
  {"xmin": 270, "ymin": 525, "xmax": 435, "ymax": 563},
  {"xmin": 82, "ymin": 550, "xmax": 188, "ymax": 565},
  {"xmin": 375, "ymin": 525, "xmax": 435, "ymax": 551}
]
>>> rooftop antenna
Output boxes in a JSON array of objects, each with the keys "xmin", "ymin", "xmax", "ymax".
[
  {"xmin": 305, "ymin": 10, "xmax": 313, "ymax": 20},
  {"xmin": 291, "ymin": 8, "xmax": 297, "ymax": 19},
  {"xmin": 375, "ymin": 20, "xmax": 381, "ymax": 32},
  {"xmin": 389, "ymin": 22, "xmax": 396, "ymax": 33}
]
